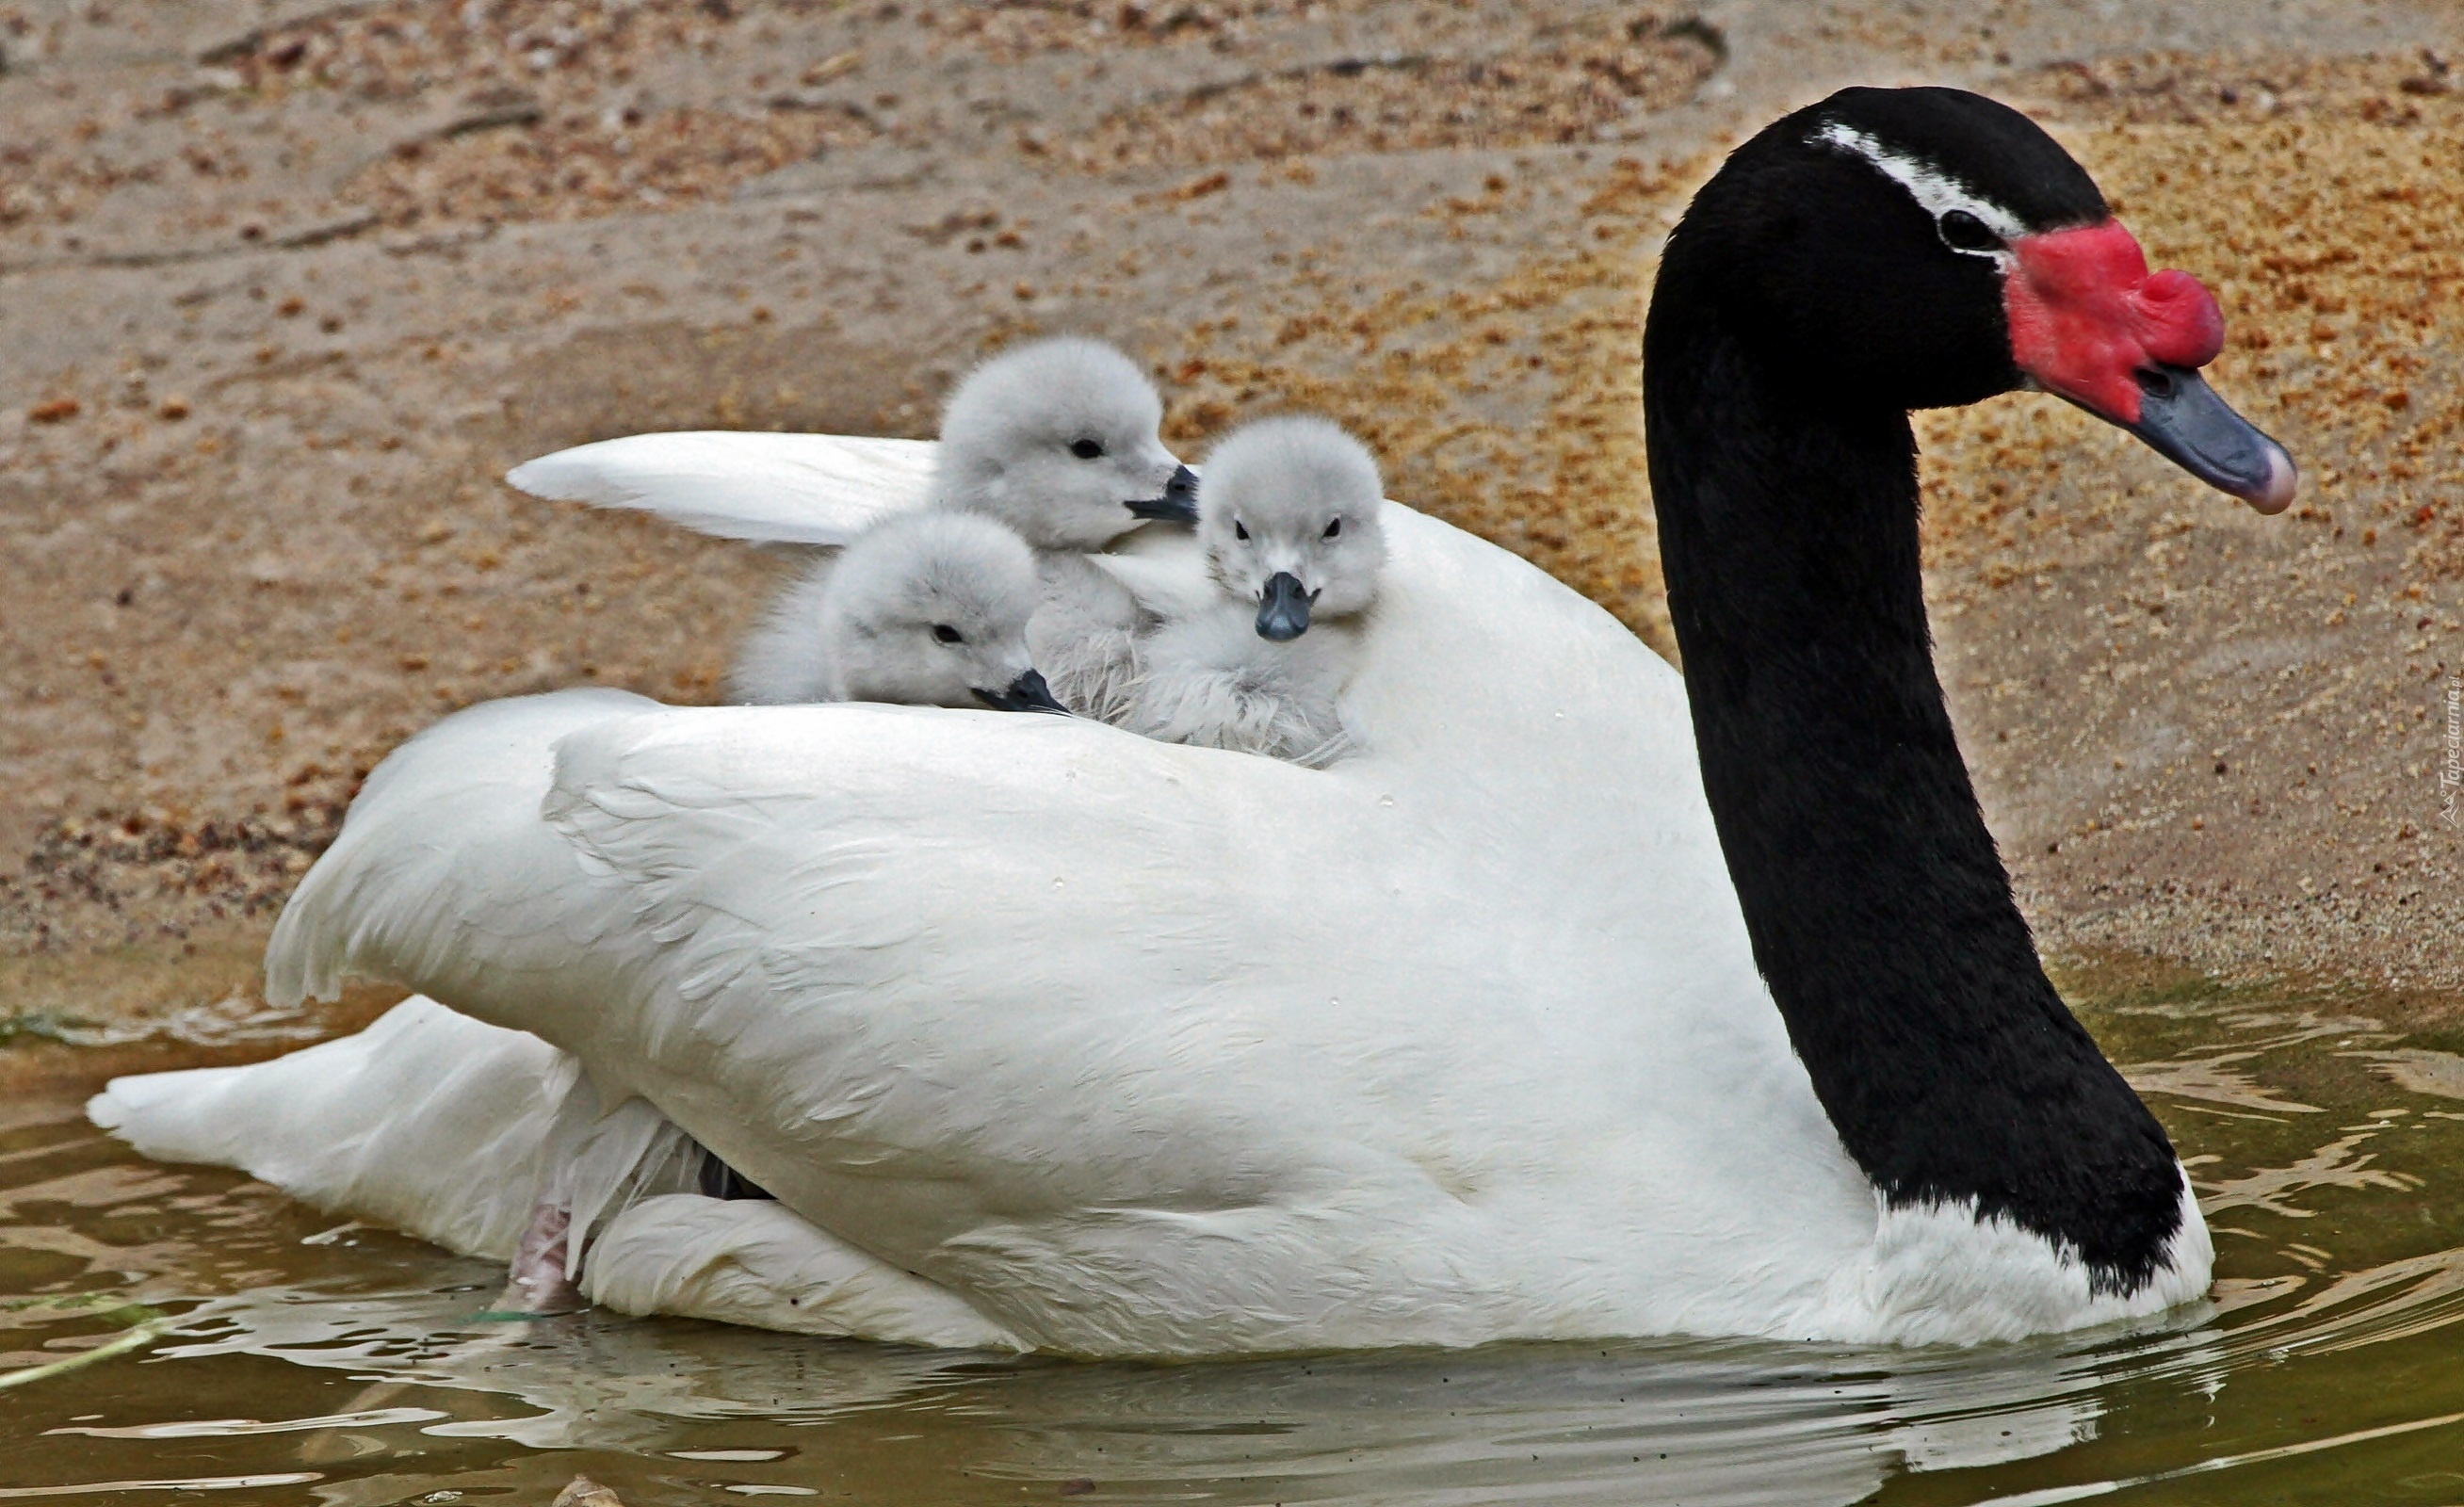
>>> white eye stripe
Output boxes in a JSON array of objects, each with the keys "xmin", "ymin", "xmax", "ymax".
[{"xmin": 1810, "ymin": 121, "xmax": 2027, "ymax": 260}]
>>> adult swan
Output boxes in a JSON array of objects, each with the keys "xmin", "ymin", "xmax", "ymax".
[{"xmin": 98, "ymin": 88, "xmax": 2294, "ymax": 1353}]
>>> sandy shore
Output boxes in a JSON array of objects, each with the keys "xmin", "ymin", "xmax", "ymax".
[{"xmin": 2, "ymin": 0, "xmax": 2459, "ymax": 1059}]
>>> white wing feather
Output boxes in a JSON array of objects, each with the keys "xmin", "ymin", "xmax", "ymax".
[{"xmin": 506, "ymin": 431, "xmax": 937, "ymax": 546}]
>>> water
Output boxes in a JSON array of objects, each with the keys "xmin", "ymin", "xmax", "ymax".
[{"xmin": 6, "ymin": 974, "xmax": 2464, "ymax": 1505}]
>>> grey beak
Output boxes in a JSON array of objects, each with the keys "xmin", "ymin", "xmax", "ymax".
[
  {"xmin": 2104, "ymin": 365, "xmax": 2297, "ymax": 515},
  {"xmin": 974, "ymin": 669, "xmax": 1071, "ymax": 715},
  {"xmin": 1126, "ymin": 464, "xmax": 1201, "ymax": 524},
  {"xmin": 1256, "ymin": 571, "xmax": 1313, "ymax": 641}
]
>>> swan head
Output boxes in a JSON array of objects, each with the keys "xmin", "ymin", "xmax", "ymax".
[
  {"xmin": 1659, "ymin": 85, "xmax": 2293, "ymax": 513},
  {"xmin": 934, "ymin": 337, "xmax": 1198, "ymax": 549},
  {"xmin": 1196, "ymin": 416, "xmax": 1386, "ymax": 641},
  {"xmin": 823, "ymin": 511, "xmax": 1067, "ymax": 713}
]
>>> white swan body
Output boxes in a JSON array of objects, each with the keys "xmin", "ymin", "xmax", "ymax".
[{"xmin": 102, "ymin": 466, "xmax": 2209, "ymax": 1353}]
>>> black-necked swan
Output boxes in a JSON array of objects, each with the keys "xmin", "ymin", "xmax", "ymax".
[
  {"xmin": 728, "ymin": 509, "xmax": 1066, "ymax": 712},
  {"xmin": 1127, "ymin": 415, "xmax": 1386, "ymax": 766},
  {"xmin": 92, "ymin": 86, "xmax": 2294, "ymax": 1354}
]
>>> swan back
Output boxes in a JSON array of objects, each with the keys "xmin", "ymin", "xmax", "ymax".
[
  {"xmin": 935, "ymin": 338, "xmax": 1187, "ymax": 550},
  {"xmin": 1197, "ymin": 416, "xmax": 1386, "ymax": 633},
  {"xmin": 733, "ymin": 510, "xmax": 1043, "ymax": 709}
]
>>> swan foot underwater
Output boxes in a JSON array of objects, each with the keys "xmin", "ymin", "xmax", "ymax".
[{"xmin": 90, "ymin": 87, "xmax": 2294, "ymax": 1357}]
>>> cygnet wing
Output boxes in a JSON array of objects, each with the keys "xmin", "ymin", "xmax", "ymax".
[{"xmin": 508, "ymin": 431, "xmax": 935, "ymax": 546}]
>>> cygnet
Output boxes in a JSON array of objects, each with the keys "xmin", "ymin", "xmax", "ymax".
[
  {"xmin": 730, "ymin": 510, "xmax": 1066, "ymax": 713},
  {"xmin": 1127, "ymin": 415, "xmax": 1386, "ymax": 767},
  {"xmin": 932, "ymin": 337, "xmax": 1198, "ymax": 720}
]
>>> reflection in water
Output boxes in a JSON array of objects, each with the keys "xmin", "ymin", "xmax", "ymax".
[
  {"xmin": 2124, "ymin": 1055, "xmax": 2325, "ymax": 1115},
  {"xmin": 48, "ymin": 1408, "xmax": 450, "ymax": 1439},
  {"xmin": 0, "ymin": 1472, "xmax": 326, "ymax": 1500},
  {"xmin": 1974, "ymin": 1407, "xmax": 2464, "ymax": 1507},
  {"xmin": 2362, "ymin": 1048, "xmax": 2464, "ymax": 1101},
  {"xmin": 2197, "ymin": 1129, "xmax": 2419, "ymax": 1221},
  {"xmin": 140, "ymin": 1289, "xmax": 2151, "ymax": 1503},
  {"xmin": 5, "ymin": 982, "xmax": 2464, "ymax": 1505}
]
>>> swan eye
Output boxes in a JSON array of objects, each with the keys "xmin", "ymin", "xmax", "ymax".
[
  {"xmin": 1069, "ymin": 438, "xmax": 1105, "ymax": 460},
  {"xmin": 1322, "ymin": 517, "xmax": 1341, "ymax": 539},
  {"xmin": 932, "ymin": 624, "xmax": 965, "ymax": 644},
  {"xmin": 1937, "ymin": 210, "xmax": 2002, "ymax": 253},
  {"xmin": 1234, "ymin": 520, "xmax": 1249, "ymax": 542}
]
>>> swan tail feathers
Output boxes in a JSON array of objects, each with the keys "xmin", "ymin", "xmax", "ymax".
[
  {"xmin": 506, "ymin": 431, "xmax": 937, "ymax": 547},
  {"xmin": 87, "ymin": 997, "xmax": 562, "ymax": 1261}
]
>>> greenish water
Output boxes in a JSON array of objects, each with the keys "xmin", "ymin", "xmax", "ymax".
[{"xmin": 6, "ymin": 980, "xmax": 2464, "ymax": 1506}]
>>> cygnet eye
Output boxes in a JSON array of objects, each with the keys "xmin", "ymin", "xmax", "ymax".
[
  {"xmin": 1234, "ymin": 520, "xmax": 1249, "ymax": 542},
  {"xmin": 1069, "ymin": 438, "xmax": 1105, "ymax": 461},
  {"xmin": 1937, "ymin": 210, "xmax": 2002, "ymax": 253},
  {"xmin": 1322, "ymin": 517, "xmax": 1341, "ymax": 539},
  {"xmin": 932, "ymin": 624, "xmax": 965, "ymax": 644}
]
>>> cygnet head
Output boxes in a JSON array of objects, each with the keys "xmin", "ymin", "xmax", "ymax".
[
  {"xmin": 1197, "ymin": 415, "xmax": 1386, "ymax": 641},
  {"xmin": 933, "ymin": 337, "xmax": 1198, "ymax": 550},
  {"xmin": 827, "ymin": 511, "xmax": 1067, "ymax": 712}
]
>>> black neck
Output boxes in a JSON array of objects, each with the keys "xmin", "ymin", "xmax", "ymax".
[{"xmin": 1643, "ymin": 305, "xmax": 2183, "ymax": 1292}]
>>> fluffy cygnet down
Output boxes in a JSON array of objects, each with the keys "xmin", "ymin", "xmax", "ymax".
[
  {"xmin": 1127, "ymin": 415, "xmax": 1386, "ymax": 767},
  {"xmin": 932, "ymin": 337, "xmax": 1198, "ymax": 721},
  {"xmin": 729, "ymin": 510, "xmax": 1066, "ymax": 713}
]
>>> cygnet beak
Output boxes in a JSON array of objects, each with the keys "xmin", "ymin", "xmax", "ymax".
[
  {"xmin": 1256, "ymin": 571, "xmax": 1314, "ymax": 641},
  {"xmin": 974, "ymin": 669, "xmax": 1072, "ymax": 715},
  {"xmin": 1125, "ymin": 464, "xmax": 1201, "ymax": 524}
]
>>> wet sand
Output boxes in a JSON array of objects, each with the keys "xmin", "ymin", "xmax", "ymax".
[{"xmin": 2, "ymin": 0, "xmax": 2460, "ymax": 1055}]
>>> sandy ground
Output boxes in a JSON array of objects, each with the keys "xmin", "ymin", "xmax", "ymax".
[{"xmin": 1, "ymin": 0, "xmax": 2460, "ymax": 1060}]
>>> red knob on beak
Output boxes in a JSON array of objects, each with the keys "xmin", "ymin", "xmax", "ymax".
[{"xmin": 2131, "ymin": 268, "xmax": 2224, "ymax": 370}]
